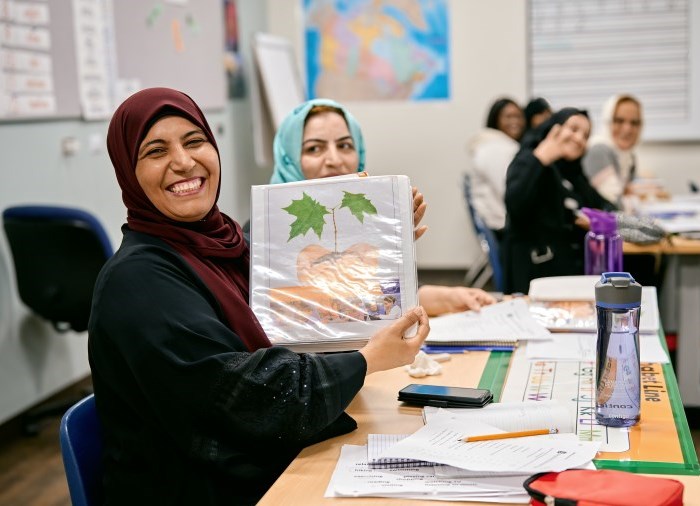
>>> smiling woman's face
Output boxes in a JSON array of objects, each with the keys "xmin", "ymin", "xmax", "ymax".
[
  {"xmin": 498, "ymin": 103, "xmax": 525, "ymax": 141},
  {"xmin": 611, "ymin": 99, "xmax": 642, "ymax": 151},
  {"xmin": 135, "ymin": 115, "xmax": 220, "ymax": 222},
  {"xmin": 559, "ymin": 114, "xmax": 591, "ymax": 161}
]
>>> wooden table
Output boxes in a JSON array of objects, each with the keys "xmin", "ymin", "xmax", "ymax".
[
  {"xmin": 259, "ymin": 352, "xmax": 700, "ymax": 505},
  {"xmin": 623, "ymin": 236, "xmax": 700, "ymax": 255}
]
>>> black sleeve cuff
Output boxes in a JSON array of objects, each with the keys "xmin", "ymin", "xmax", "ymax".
[{"xmin": 321, "ymin": 351, "xmax": 367, "ymax": 409}]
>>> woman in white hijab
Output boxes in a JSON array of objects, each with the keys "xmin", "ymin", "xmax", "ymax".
[{"xmin": 582, "ymin": 94, "xmax": 643, "ymax": 207}]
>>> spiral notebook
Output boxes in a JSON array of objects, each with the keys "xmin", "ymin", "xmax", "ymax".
[
  {"xmin": 424, "ymin": 299, "xmax": 551, "ymax": 347},
  {"xmin": 367, "ymin": 434, "xmax": 433, "ymax": 469}
]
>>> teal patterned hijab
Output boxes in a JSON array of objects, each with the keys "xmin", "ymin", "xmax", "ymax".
[{"xmin": 271, "ymin": 98, "xmax": 366, "ymax": 184}]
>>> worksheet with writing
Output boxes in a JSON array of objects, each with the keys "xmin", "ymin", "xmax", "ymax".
[{"xmin": 379, "ymin": 416, "xmax": 600, "ymax": 473}]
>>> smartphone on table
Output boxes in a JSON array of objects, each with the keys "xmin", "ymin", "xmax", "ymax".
[{"xmin": 398, "ymin": 384, "xmax": 493, "ymax": 408}]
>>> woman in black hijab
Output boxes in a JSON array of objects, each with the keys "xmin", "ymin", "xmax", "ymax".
[{"xmin": 502, "ymin": 108, "xmax": 613, "ymax": 294}]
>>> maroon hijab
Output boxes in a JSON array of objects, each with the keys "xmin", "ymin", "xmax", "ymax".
[{"xmin": 107, "ymin": 87, "xmax": 271, "ymax": 351}]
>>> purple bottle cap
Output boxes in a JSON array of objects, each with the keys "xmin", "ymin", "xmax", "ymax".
[{"xmin": 581, "ymin": 207, "xmax": 617, "ymax": 234}]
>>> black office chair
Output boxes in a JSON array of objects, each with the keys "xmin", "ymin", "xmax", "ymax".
[
  {"xmin": 2, "ymin": 205, "xmax": 113, "ymax": 433},
  {"xmin": 462, "ymin": 174, "xmax": 504, "ymax": 292}
]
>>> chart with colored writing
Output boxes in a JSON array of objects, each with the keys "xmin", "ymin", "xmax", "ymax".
[{"xmin": 497, "ymin": 346, "xmax": 699, "ymax": 475}]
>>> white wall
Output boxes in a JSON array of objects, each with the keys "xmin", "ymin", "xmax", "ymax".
[
  {"xmin": 636, "ymin": 143, "xmax": 700, "ymax": 195},
  {"xmin": 266, "ymin": 0, "xmax": 700, "ymax": 269}
]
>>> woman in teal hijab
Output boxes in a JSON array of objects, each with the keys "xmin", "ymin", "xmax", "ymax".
[
  {"xmin": 268, "ymin": 98, "xmax": 497, "ymax": 316},
  {"xmin": 271, "ymin": 98, "xmax": 365, "ymax": 184}
]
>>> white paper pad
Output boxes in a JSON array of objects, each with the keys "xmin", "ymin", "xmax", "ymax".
[
  {"xmin": 525, "ymin": 333, "xmax": 669, "ymax": 363},
  {"xmin": 426, "ymin": 299, "xmax": 550, "ymax": 344},
  {"xmin": 422, "ymin": 401, "xmax": 574, "ymax": 434}
]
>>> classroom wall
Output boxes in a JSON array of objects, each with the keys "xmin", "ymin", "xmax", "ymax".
[
  {"xmin": 0, "ymin": 1, "xmax": 269, "ymax": 424},
  {"xmin": 265, "ymin": 0, "xmax": 700, "ymax": 269},
  {"xmin": 0, "ymin": 109, "xmax": 252, "ymax": 423}
]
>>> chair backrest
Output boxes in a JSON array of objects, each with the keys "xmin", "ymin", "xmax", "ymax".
[
  {"xmin": 59, "ymin": 394, "xmax": 103, "ymax": 506},
  {"xmin": 2, "ymin": 205, "xmax": 113, "ymax": 332},
  {"xmin": 462, "ymin": 174, "xmax": 504, "ymax": 292}
]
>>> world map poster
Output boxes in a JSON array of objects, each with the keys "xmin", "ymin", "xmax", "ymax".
[{"xmin": 304, "ymin": 0, "xmax": 449, "ymax": 101}]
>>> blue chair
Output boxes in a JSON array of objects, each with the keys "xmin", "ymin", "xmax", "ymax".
[
  {"xmin": 59, "ymin": 394, "xmax": 103, "ymax": 506},
  {"xmin": 2, "ymin": 205, "xmax": 112, "ymax": 433},
  {"xmin": 462, "ymin": 174, "xmax": 504, "ymax": 292}
]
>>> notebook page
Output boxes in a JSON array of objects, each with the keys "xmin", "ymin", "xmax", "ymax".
[{"xmin": 367, "ymin": 434, "xmax": 433, "ymax": 468}]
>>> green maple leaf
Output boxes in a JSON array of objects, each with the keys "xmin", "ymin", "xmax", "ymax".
[
  {"xmin": 283, "ymin": 192, "xmax": 330, "ymax": 240},
  {"xmin": 340, "ymin": 191, "xmax": 377, "ymax": 223}
]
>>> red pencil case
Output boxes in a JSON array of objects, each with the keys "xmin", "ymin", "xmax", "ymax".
[{"xmin": 523, "ymin": 469, "xmax": 684, "ymax": 506}]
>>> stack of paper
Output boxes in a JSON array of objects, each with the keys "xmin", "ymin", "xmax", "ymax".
[
  {"xmin": 425, "ymin": 299, "xmax": 551, "ymax": 347},
  {"xmin": 325, "ymin": 445, "xmax": 532, "ymax": 502},
  {"xmin": 635, "ymin": 198, "xmax": 700, "ymax": 233},
  {"xmin": 325, "ymin": 401, "xmax": 600, "ymax": 501}
]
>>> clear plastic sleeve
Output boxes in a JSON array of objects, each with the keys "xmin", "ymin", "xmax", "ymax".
[{"xmin": 249, "ymin": 174, "xmax": 418, "ymax": 352}]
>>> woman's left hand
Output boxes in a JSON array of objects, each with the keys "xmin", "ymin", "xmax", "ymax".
[
  {"xmin": 417, "ymin": 285, "xmax": 497, "ymax": 316},
  {"xmin": 412, "ymin": 186, "xmax": 428, "ymax": 240}
]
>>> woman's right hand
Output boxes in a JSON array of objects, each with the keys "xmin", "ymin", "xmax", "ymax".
[
  {"xmin": 359, "ymin": 306, "xmax": 430, "ymax": 375},
  {"xmin": 533, "ymin": 124, "xmax": 565, "ymax": 166},
  {"xmin": 412, "ymin": 186, "xmax": 428, "ymax": 240}
]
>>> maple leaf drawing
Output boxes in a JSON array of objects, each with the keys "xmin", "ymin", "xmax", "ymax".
[
  {"xmin": 282, "ymin": 189, "xmax": 378, "ymax": 252},
  {"xmin": 283, "ymin": 192, "xmax": 330, "ymax": 241},
  {"xmin": 340, "ymin": 191, "xmax": 378, "ymax": 223}
]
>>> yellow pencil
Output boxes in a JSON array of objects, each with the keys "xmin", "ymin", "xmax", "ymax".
[{"xmin": 462, "ymin": 428, "xmax": 558, "ymax": 442}]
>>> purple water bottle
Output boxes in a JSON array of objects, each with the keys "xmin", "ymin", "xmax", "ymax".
[{"xmin": 582, "ymin": 208, "xmax": 623, "ymax": 275}]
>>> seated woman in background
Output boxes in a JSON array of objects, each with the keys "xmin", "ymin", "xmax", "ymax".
[
  {"xmin": 89, "ymin": 87, "xmax": 430, "ymax": 505},
  {"xmin": 271, "ymin": 97, "xmax": 496, "ymax": 315},
  {"xmin": 467, "ymin": 97, "xmax": 525, "ymax": 241},
  {"xmin": 582, "ymin": 94, "xmax": 643, "ymax": 208},
  {"xmin": 583, "ymin": 94, "xmax": 665, "ymax": 287},
  {"xmin": 524, "ymin": 97, "xmax": 552, "ymax": 133},
  {"xmin": 503, "ymin": 108, "xmax": 615, "ymax": 294}
]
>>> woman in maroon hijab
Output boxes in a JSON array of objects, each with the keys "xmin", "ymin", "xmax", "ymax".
[{"xmin": 89, "ymin": 87, "xmax": 429, "ymax": 505}]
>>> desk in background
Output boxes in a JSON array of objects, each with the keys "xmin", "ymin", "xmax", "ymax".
[
  {"xmin": 260, "ymin": 350, "xmax": 700, "ymax": 505},
  {"xmin": 625, "ymin": 237, "xmax": 700, "ymax": 407}
]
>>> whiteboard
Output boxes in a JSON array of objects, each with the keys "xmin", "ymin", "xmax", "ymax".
[
  {"xmin": 0, "ymin": 0, "xmax": 81, "ymax": 120},
  {"xmin": 250, "ymin": 33, "xmax": 306, "ymax": 167},
  {"xmin": 111, "ymin": 0, "xmax": 226, "ymax": 111},
  {"xmin": 0, "ymin": 0, "xmax": 225, "ymax": 122},
  {"xmin": 252, "ymin": 33, "xmax": 305, "ymax": 129},
  {"xmin": 528, "ymin": 0, "xmax": 700, "ymax": 141}
]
